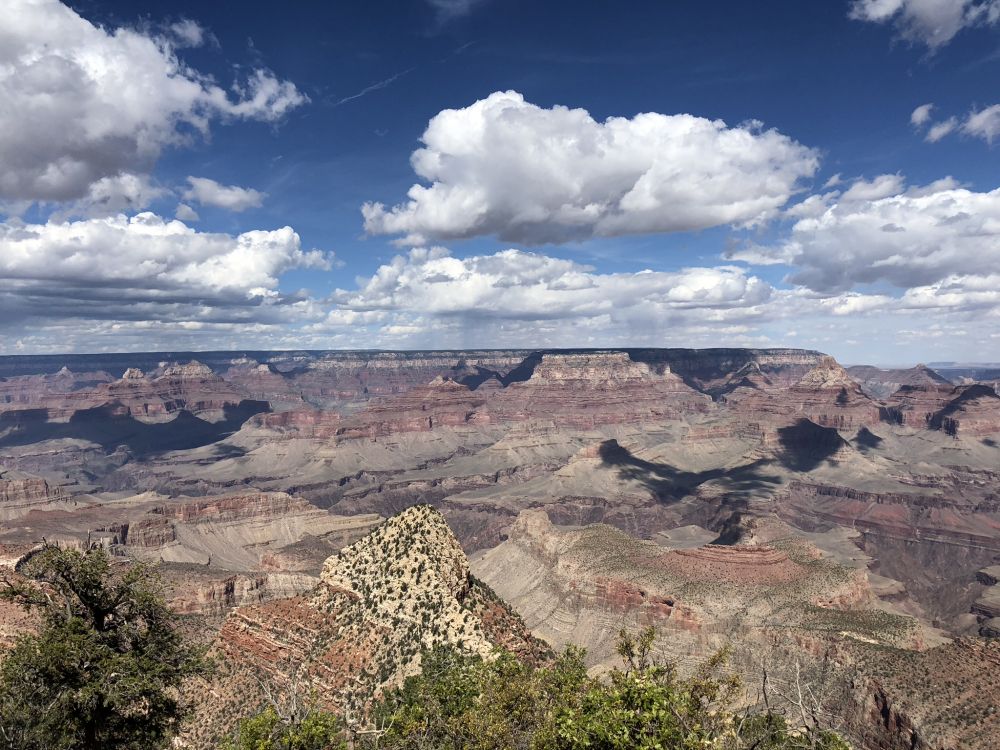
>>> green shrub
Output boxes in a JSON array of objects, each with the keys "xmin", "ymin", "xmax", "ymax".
[{"xmin": 0, "ymin": 545, "xmax": 209, "ymax": 750}]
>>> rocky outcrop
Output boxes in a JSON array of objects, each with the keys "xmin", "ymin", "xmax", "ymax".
[
  {"xmin": 97, "ymin": 492, "xmax": 384, "ymax": 573},
  {"xmin": 847, "ymin": 364, "xmax": 950, "ymax": 401},
  {"xmin": 0, "ymin": 368, "xmax": 114, "ymax": 410},
  {"xmin": 334, "ymin": 377, "xmax": 493, "ymax": 439},
  {"xmin": 490, "ymin": 352, "xmax": 712, "ymax": 427},
  {"xmin": 884, "ymin": 382, "xmax": 1000, "ymax": 437},
  {"xmin": 0, "ymin": 471, "xmax": 68, "ymax": 519},
  {"xmin": 0, "ymin": 360, "xmax": 248, "ymax": 424},
  {"xmin": 852, "ymin": 638, "xmax": 1000, "ymax": 749},
  {"xmin": 777, "ymin": 482, "xmax": 1000, "ymax": 549},
  {"xmin": 221, "ymin": 360, "xmax": 306, "ymax": 410},
  {"xmin": 166, "ymin": 570, "xmax": 318, "ymax": 618},
  {"xmin": 243, "ymin": 408, "xmax": 343, "ymax": 439},
  {"xmin": 273, "ymin": 350, "xmax": 530, "ymax": 410},
  {"xmin": 656, "ymin": 544, "xmax": 808, "ymax": 585},
  {"xmin": 976, "ymin": 565, "xmax": 1000, "ymax": 586},
  {"xmin": 627, "ymin": 347, "xmax": 825, "ymax": 395},
  {"xmin": 725, "ymin": 357, "xmax": 882, "ymax": 432},
  {"xmin": 927, "ymin": 384, "xmax": 1000, "ymax": 437},
  {"xmin": 216, "ymin": 506, "xmax": 548, "ymax": 717},
  {"xmin": 974, "ymin": 566, "xmax": 1000, "ymax": 632}
]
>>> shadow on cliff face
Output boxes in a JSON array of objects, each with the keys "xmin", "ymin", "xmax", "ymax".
[
  {"xmin": 853, "ymin": 427, "xmax": 884, "ymax": 451},
  {"xmin": 597, "ymin": 439, "xmax": 780, "ymax": 507},
  {"xmin": 0, "ymin": 400, "xmax": 268, "ymax": 459},
  {"xmin": 496, "ymin": 351, "xmax": 544, "ymax": 386},
  {"xmin": 777, "ymin": 419, "xmax": 848, "ymax": 472}
]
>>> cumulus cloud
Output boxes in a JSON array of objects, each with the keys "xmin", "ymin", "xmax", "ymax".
[
  {"xmin": 899, "ymin": 273, "xmax": 1000, "ymax": 310},
  {"xmin": 175, "ymin": 203, "xmax": 200, "ymax": 222},
  {"xmin": 51, "ymin": 173, "xmax": 167, "ymax": 218},
  {"xmin": 332, "ymin": 247, "xmax": 772, "ymax": 326},
  {"xmin": 183, "ymin": 177, "xmax": 266, "ymax": 211},
  {"xmin": 0, "ymin": 0, "xmax": 307, "ymax": 205},
  {"xmin": 362, "ymin": 91, "xmax": 819, "ymax": 245},
  {"xmin": 850, "ymin": 0, "xmax": 1000, "ymax": 49},
  {"xmin": 840, "ymin": 173, "xmax": 906, "ymax": 201},
  {"xmin": 772, "ymin": 180, "xmax": 1000, "ymax": 292},
  {"xmin": 309, "ymin": 246, "xmax": 1000, "ymax": 358},
  {"xmin": 910, "ymin": 103, "xmax": 935, "ymax": 127},
  {"xmin": 0, "ymin": 213, "xmax": 330, "ymax": 330}
]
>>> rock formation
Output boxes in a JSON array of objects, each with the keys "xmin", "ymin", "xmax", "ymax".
[
  {"xmin": 725, "ymin": 356, "xmax": 883, "ymax": 432},
  {"xmin": 0, "ymin": 470, "xmax": 68, "ymax": 520},
  {"xmin": 214, "ymin": 506, "xmax": 548, "ymax": 727},
  {"xmin": 490, "ymin": 352, "xmax": 712, "ymax": 427},
  {"xmin": 847, "ymin": 364, "xmax": 951, "ymax": 401}
]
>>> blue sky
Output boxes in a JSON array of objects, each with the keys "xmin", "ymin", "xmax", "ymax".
[{"xmin": 2, "ymin": 0, "xmax": 1000, "ymax": 363}]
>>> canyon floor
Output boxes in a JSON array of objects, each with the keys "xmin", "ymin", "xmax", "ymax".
[{"xmin": 1, "ymin": 347, "xmax": 999, "ymax": 749}]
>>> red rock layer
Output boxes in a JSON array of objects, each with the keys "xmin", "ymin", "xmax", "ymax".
[
  {"xmin": 847, "ymin": 364, "xmax": 951, "ymax": 401},
  {"xmin": 655, "ymin": 544, "xmax": 807, "ymax": 585},
  {"xmin": 246, "ymin": 409, "xmax": 343, "ymax": 439},
  {"xmin": 0, "ymin": 361, "xmax": 246, "ymax": 422},
  {"xmin": 777, "ymin": 482, "xmax": 1000, "ymax": 550},
  {"xmin": 928, "ymin": 384, "xmax": 1000, "ymax": 437},
  {"xmin": 334, "ymin": 377, "xmax": 492, "ymax": 439},
  {"xmin": 155, "ymin": 492, "xmax": 321, "ymax": 524},
  {"xmin": 725, "ymin": 357, "xmax": 882, "ymax": 431},
  {"xmin": 883, "ymin": 383, "xmax": 960, "ymax": 428},
  {"xmin": 490, "ymin": 352, "xmax": 712, "ymax": 428}
]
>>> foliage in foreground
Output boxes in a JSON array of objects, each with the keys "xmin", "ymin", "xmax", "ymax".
[
  {"xmin": 227, "ymin": 628, "xmax": 850, "ymax": 750},
  {"xmin": 218, "ymin": 706, "xmax": 347, "ymax": 750},
  {"xmin": 0, "ymin": 545, "xmax": 209, "ymax": 750}
]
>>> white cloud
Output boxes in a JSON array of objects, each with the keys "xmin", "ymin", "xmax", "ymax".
[
  {"xmin": 183, "ymin": 177, "xmax": 266, "ymax": 211},
  {"xmin": 899, "ymin": 274, "xmax": 1000, "ymax": 310},
  {"xmin": 850, "ymin": 0, "xmax": 1000, "ymax": 49},
  {"xmin": 724, "ymin": 242, "xmax": 799, "ymax": 266},
  {"xmin": 331, "ymin": 247, "xmax": 772, "ymax": 329},
  {"xmin": 777, "ymin": 180, "xmax": 1000, "ymax": 292},
  {"xmin": 167, "ymin": 19, "xmax": 208, "ymax": 47},
  {"xmin": 362, "ymin": 91, "xmax": 819, "ymax": 244},
  {"xmin": 822, "ymin": 173, "xmax": 843, "ymax": 189},
  {"xmin": 911, "ymin": 103, "xmax": 1000, "ymax": 144},
  {"xmin": 0, "ymin": 213, "xmax": 330, "ymax": 330},
  {"xmin": 174, "ymin": 203, "xmax": 200, "ymax": 222},
  {"xmin": 926, "ymin": 117, "xmax": 959, "ymax": 142},
  {"xmin": 963, "ymin": 104, "xmax": 1000, "ymax": 143},
  {"xmin": 54, "ymin": 173, "xmax": 166, "ymax": 218},
  {"xmin": 0, "ymin": 0, "xmax": 307, "ymax": 205},
  {"xmin": 910, "ymin": 103, "xmax": 935, "ymax": 127},
  {"xmin": 817, "ymin": 292, "xmax": 894, "ymax": 316},
  {"xmin": 784, "ymin": 192, "xmax": 838, "ymax": 220},
  {"xmin": 840, "ymin": 173, "xmax": 906, "ymax": 201}
]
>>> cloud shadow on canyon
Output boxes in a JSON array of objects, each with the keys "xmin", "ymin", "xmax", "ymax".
[
  {"xmin": 0, "ymin": 400, "xmax": 268, "ymax": 459},
  {"xmin": 776, "ymin": 419, "xmax": 848, "ymax": 472},
  {"xmin": 597, "ymin": 439, "xmax": 782, "ymax": 508}
]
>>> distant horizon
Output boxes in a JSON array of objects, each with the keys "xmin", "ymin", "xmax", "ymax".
[{"xmin": 1, "ymin": 346, "xmax": 997, "ymax": 373}]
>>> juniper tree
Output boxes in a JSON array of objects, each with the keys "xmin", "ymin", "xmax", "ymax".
[{"xmin": 0, "ymin": 544, "xmax": 208, "ymax": 750}]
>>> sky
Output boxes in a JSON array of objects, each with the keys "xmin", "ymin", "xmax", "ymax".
[{"xmin": 2, "ymin": 0, "xmax": 1000, "ymax": 364}]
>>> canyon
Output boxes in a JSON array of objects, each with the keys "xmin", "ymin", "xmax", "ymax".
[{"xmin": 1, "ymin": 347, "xmax": 999, "ymax": 748}]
